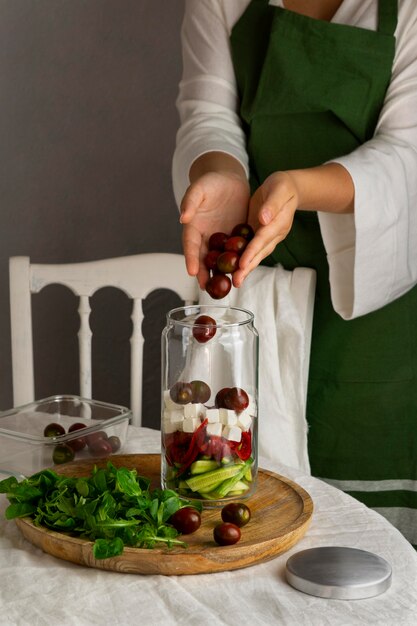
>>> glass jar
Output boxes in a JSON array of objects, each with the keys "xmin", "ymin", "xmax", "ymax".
[{"xmin": 161, "ymin": 305, "xmax": 258, "ymax": 506}]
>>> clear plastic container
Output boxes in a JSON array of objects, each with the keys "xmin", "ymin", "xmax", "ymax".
[
  {"xmin": 0, "ymin": 395, "xmax": 131, "ymax": 479},
  {"xmin": 161, "ymin": 305, "xmax": 258, "ymax": 506}
]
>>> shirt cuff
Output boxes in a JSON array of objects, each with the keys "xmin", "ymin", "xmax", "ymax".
[{"xmin": 319, "ymin": 152, "xmax": 397, "ymax": 320}]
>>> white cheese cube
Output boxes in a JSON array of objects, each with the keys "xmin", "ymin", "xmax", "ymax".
[
  {"xmin": 163, "ymin": 418, "xmax": 183, "ymax": 434},
  {"xmin": 206, "ymin": 422, "xmax": 222, "ymax": 437},
  {"xmin": 184, "ymin": 403, "xmax": 206, "ymax": 419},
  {"xmin": 163, "ymin": 389, "xmax": 184, "ymax": 410},
  {"xmin": 223, "ymin": 425, "xmax": 242, "ymax": 443},
  {"xmin": 219, "ymin": 408, "xmax": 237, "ymax": 426},
  {"xmin": 237, "ymin": 410, "xmax": 252, "ymax": 431},
  {"xmin": 163, "ymin": 409, "xmax": 184, "ymax": 423},
  {"xmin": 205, "ymin": 408, "xmax": 220, "ymax": 423},
  {"xmin": 183, "ymin": 417, "xmax": 200, "ymax": 433}
]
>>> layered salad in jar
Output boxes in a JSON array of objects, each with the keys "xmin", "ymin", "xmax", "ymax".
[
  {"xmin": 162, "ymin": 383, "xmax": 255, "ymax": 502},
  {"xmin": 161, "ymin": 311, "xmax": 257, "ymax": 503}
]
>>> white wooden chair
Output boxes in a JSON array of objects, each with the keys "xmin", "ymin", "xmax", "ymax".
[{"xmin": 9, "ymin": 254, "xmax": 199, "ymax": 426}]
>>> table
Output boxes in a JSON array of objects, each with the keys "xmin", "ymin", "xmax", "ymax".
[{"xmin": 1, "ymin": 426, "xmax": 416, "ymax": 626}]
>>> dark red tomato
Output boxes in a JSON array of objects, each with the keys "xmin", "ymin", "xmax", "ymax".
[
  {"xmin": 68, "ymin": 422, "xmax": 87, "ymax": 433},
  {"xmin": 44, "ymin": 422, "xmax": 65, "ymax": 438},
  {"xmin": 215, "ymin": 387, "xmax": 232, "ymax": 409},
  {"xmin": 224, "ymin": 387, "xmax": 249, "ymax": 413},
  {"xmin": 208, "ymin": 232, "xmax": 229, "ymax": 251},
  {"xmin": 204, "ymin": 249, "xmax": 221, "ymax": 271},
  {"xmin": 88, "ymin": 437, "xmax": 113, "ymax": 457},
  {"xmin": 192, "ymin": 315, "xmax": 216, "ymax": 343},
  {"xmin": 224, "ymin": 236, "xmax": 247, "ymax": 254},
  {"xmin": 68, "ymin": 422, "xmax": 87, "ymax": 451},
  {"xmin": 68, "ymin": 436, "xmax": 86, "ymax": 452},
  {"xmin": 190, "ymin": 380, "xmax": 211, "ymax": 404},
  {"xmin": 52, "ymin": 443, "xmax": 75, "ymax": 464},
  {"xmin": 86, "ymin": 430, "xmax": 108, "ymax": 446},
  {"xmin": 206, "ymin": 274, "xmax": 231, "ymax": 300},
  {"xmin": 213, "ymin": 522, "xmax": 241, "ymax": 546},
  {"xmin": 169, "ymin": 381, "xmax": 193, "ymax": 404},
  {"xmin": 170, "ymin": 507, "xmax": 201, "ymax": 535},
  {"xmin": 107, "ymin": 435, "xmax": 121, "ymax": 452},
  {"xmin": 221, "ymin": 502, "xmax": 251, "ymax": 527},
  {"xmin": 216, "ymin": 251, "xmax": 240, "ymax": 274},
  {"xmin": 231, "ymin": 223, "xmax": 254, "ymax": 241}
]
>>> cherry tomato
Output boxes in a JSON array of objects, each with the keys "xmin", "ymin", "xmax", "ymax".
[
  {"xmin": 68, "ymin": 422, "xmax": 87, "ymax": 433},
  {"xmin": 204, "ymin": 250, "xmax": 221, "ymax": 271},
  {"xmin": 67, "ymin": 422, "xmax": 87, "ymax": 451},
  {"xmin": 190, "ymin": 380, "xmax": 211, "ymax": 404},
  {"xmin": 206, "ymin": 274, "xmax": 231, "ymax": 300},
  {"xmin": 52, "ymin": 443, "xmax": 75, "ymax": 464},
  {"xmin": 213, "ymin": 522, "xmax": 241, "ymax": 546},
  {"xmin": 170, "ymin": 381, "xmax": 193, "ymax": 404},
  {"xmin": 192, "ymin": 315, "xmax": 217, "ymax": 343},
  {"xmin": 216, "ymin": 251, "xmax": 240, "ymax": 274},
  {"xmin": 208, "ymin": 232, "xmax": 229, "ymax": 251},
  {"xmin": 231, "ymin": 223, "xmax": 254, "ymax": 241},
  {"xmin": 88, "ymin": 437, "xmax": 113, "ymax": 457},
  {"xmin": 224, "ymin": 387, "xmax": 249, "ymax": 413},
  {"xmin": 68, "ymin": 436, "xmax": 86, "ymax": 452},
  {"xmin": 169, "ymin": 507, "xmax": 201, "ymax": 534},
  {"xmin": 214, "ymin": 387, "xmax": 232, "ymax": 409},
  {"xmin": 86, "ymin": 430, "xmax": 108, "ymax": 446},
  {"xmin": 44, "ymin": 423, "xmax": 65, "ymax": 438},
  {"xmin": 221, "ymin": 502, "xmax": 251, "ymax": 527},
  {"xmin": 108, "ymin": 435, "xmax": 121, "ymax": 452},
  {"xmin": 224, "ymin": 236, "xmax": 247, "ymax": 254}
]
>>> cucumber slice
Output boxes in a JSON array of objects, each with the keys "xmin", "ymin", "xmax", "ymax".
[
  {"xmin": 229, "ymin": 480, "xmax": 250, "ymax": 492},
  {"xmin": 244, "ymin": 467, "xmax": 252, "ymax": 482},
  {"xmin": 165, "ymin": 466, "xmax": 178, "ymax": 481},
  {"xmin": 190, "ymin": 459, "xmax": 219, "ymax": 475},
  {"xmin": 211, "ymin": 459, "xmax": 253, "ymax": 498},
  {"xmin": 185, "ymin": 464, "xmax": 243, "ymax": 493}
]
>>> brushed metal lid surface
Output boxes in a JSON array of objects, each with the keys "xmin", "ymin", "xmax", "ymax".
[{"xmin": 286, "ymin": 547, "xmax": 392, "ymax": 600}]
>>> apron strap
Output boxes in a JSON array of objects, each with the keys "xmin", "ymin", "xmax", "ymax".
[{"xmin": 378, "ymin": 0, "xmax": 398, "ymax": 36}]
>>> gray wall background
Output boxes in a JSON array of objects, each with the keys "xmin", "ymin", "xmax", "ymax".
[{"xmin": 0, "ymin": 0, "xmax": 186, "ymax": 427}]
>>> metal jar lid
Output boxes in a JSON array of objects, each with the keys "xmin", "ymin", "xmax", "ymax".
[{"xmin": 286, "ymin": 547, "xmax": 392, "ymax": 600}]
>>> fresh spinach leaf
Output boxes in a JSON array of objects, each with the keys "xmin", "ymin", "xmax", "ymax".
[
  {"xmin": 93, "ymin": 537, "xmax": 124, "ymax": 559},
  {"xmin": 5, "ymin": 501, "xmax": 37, "ymax": 519}
]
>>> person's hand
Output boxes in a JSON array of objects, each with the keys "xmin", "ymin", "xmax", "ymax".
[
  {"xmin": 233, "ymin": 163, "xmax": 354, "ymax": 286},
  {"xmin": 180, "ymin": 170, "xmax": 250, "ymax": 288},
  {"xmin": 233, "ymin": 171, "xmax": 299, "ymax": 287}
]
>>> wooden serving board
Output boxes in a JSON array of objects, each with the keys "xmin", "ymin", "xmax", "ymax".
[{"xmin": 15, "ymin": 454, "xmax": 313, "ymax": 575}]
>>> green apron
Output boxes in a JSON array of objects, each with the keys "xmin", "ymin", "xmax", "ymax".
[{"xmin": 231, "ymin": 0, "xmax": 417, "ymax": 547}]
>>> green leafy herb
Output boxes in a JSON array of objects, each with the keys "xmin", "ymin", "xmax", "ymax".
[{"xmin": 0, "ymin": 463, "xmax": 202, "ymax": 559}]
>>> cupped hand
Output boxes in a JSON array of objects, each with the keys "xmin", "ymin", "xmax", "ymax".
[
  {"xmin": 233, "ymin": 171, "xmax": 300, "ymax": 287},
  {"xmin": 180, "ymin": 170, "xmax": 250, "ymax": 288}
]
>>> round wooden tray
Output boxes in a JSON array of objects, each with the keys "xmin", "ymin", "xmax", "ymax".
[{"xmin": 15, "ymin": 454, "xmax": 313, "ymax": 575}]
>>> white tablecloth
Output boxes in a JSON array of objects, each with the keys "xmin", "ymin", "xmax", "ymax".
[{"xmin": 1, "ymin": 426, "xmax": 416, "ymax": 626}]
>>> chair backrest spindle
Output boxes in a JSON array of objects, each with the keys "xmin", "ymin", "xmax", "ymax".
[
  {"xmin": 78, "ymin": 294, "xmax": 92, "ymax": 400},
  {"xmin": 130, "ymin": 297, "xmax": 144, "ymax": 425}
]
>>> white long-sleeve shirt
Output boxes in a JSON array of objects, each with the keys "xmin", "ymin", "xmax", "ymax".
[{"xmin": 172, "ymin": 0, "xmax": 417, "ymax": 320}]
